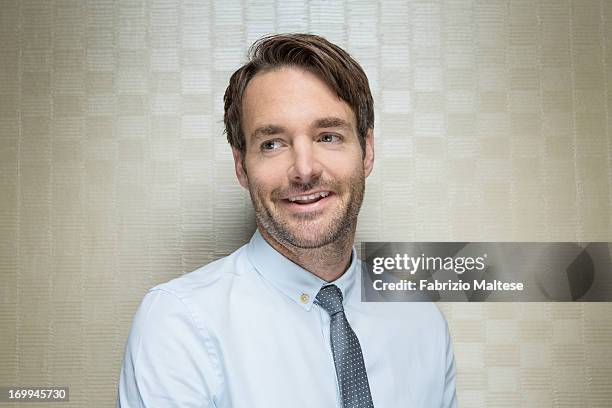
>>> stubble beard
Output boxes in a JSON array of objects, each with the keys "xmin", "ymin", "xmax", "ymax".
[{"xmin": 248, "ymin": 171, "xmax": 365, "ymax": 249}]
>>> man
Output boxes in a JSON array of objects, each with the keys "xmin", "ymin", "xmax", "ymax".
[{"xmin": 117, "ymin": 33, "xmax": 457, "ymax": 407}]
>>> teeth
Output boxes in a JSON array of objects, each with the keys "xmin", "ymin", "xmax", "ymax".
[{"xmin": 288, "ymin": 191, "xmax": 330, "ymax": 202}]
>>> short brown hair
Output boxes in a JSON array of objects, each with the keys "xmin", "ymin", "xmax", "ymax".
[{"xmin": 223, "ymin": 33, "xmax": 374, "ymax": 155}]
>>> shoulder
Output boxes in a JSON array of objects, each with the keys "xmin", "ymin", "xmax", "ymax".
[
  {"xmin": 123, "ymin": 245, "xmax": 251, "ymax": 362},
  {"xmin": 417, "ymin": 302, "xmax": 449, "ymax": 332},
  {"xmin": 154, "ymin": 243, "xmax": 248, "ymax": 296},
  {"xmin": 138, "ymin": 243, "xmax": 253, "ymax": 329}
]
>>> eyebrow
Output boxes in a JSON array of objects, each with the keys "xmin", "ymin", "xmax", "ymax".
[
  {"xmin": 313, "ymin": 116, "xmax": 352, "ymax": 130},
  {"xmin": 250, "ymin": 116, "xmax": 353, "ymax": 141},
  {"xmin": 250, "ymin": 125, "xmax": 286, "ymax": 141}
]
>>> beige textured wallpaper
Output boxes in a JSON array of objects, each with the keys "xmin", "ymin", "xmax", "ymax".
[{"xmin": 1, "ymin": 0, "xmax": 611, "ymax": 406}]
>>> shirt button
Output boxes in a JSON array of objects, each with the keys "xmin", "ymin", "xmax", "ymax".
[{"xmin": 300, "ymin": 293, "xmax": 310, "ymax": 303}]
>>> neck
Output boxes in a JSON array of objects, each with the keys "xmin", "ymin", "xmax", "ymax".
[{"xmin": 258, "ymin": 226, "xmax": 355, "ymax": 282}]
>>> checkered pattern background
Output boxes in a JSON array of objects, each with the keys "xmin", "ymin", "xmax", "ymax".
[{"xmin": 1, "ymin": 0, "xmax": 610, "ymax": 406}]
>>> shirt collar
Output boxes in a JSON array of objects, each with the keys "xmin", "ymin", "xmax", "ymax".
[{"xmin": 246, "ymin": 229, "xmax": 358, "ymax": 311}]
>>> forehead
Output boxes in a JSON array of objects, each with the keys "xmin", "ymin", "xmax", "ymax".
[{"xmin": 241, "ymin": 67, "xmax": 356, "ymax": 134}]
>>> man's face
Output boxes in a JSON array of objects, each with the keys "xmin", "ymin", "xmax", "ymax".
[{"xmin": 233, "ymin": 67, "xmax": 374, "ymax": 249}]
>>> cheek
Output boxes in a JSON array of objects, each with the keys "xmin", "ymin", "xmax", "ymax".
[
  {"xmin": 323, "ymin": 153, "xmax": 363, "ymax": 178},
  {"xmin": 245, "ymin": 154, "xmax": 285, "ymax": 181},
  {"xmin": 248, "ymin": 166, "xmax": 285, "ymax": 193}
]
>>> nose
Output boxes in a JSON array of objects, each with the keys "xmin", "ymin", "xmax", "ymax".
[{"xmin": 288, "ymin": 138, "xmax": 322, "ymax": 184}]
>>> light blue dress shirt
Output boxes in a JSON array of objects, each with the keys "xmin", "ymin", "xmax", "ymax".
[{"xmin": 117, "ymin": 230, "xmax": 457, "ymax": 407}]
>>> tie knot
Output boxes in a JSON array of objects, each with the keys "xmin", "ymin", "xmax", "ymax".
[{"xmin": 315, "ymin": 285, "xmax": 344, "ymax": 316}]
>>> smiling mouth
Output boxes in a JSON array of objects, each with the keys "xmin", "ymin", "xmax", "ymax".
[{"xmin": 284, "ymin": 191, "xmax": 331, "ymax": 205}]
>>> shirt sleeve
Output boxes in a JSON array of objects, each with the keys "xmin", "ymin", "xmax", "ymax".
[
  {"xmin": 117, "ymin": 289, "xmax": 221, "ymax": 408},
  {"xmin": 442, "ymin": 319, "xmax": 458, "ymax": 408}
]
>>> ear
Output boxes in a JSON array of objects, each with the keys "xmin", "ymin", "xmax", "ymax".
[
  {"xmin": 363, "ymin": 128, "xmax": 375, "ymax": 178},
  {"xmin": 231, "ymin": 147, "xmax": 249, "ymax": 189}
]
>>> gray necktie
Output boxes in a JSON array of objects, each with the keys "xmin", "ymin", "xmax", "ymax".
[{"xmin": 315, "ymin": 285, "xmax": 375, "ymax": 408}]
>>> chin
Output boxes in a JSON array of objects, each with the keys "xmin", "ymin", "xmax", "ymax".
[
  {"xmin": 280, "ymin": 222, "xmax": 346, "ymax": 249},
  {"xmin": 284, "ymin": 236, "xmax": 333, "ymax": 249},
  {"xmin": 255, "ymin": 200, "xmax": 356, "ymax": 249}
]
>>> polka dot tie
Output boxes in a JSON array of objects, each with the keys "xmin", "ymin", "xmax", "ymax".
[{"xmin": 315, "ymin": 285, "xmax": 375, "ymax": 408}]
